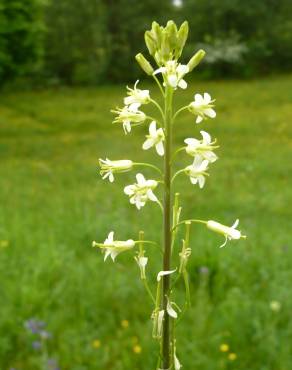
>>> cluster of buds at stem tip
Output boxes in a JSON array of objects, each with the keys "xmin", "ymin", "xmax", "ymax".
[
  {"xmin": 145, "ymin": 21, "xmax": 189, "ymax": 65},
  {"xmin": 92, "ymin": 231, "xmax": 135, "ymax": 262},
  {"xmin": 99, "ymin": 158, "xmax": 133, "ymax": 183},
  {"xmin": 207, "ymin": 219, "xmax": 246, "ymax": 248}
]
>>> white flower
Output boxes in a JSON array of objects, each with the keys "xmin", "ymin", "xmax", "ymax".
[
  {"xmin": 207, "ymin": 219, "xmax": 246, "ymax": 248},
  {"xmin": 152, "ymin": 309, "xmax": 164, "ymax": 339},
  {"xmin": 124, "ymin": 80, "xmax": 150, "ymax": 110},
  {"xmin": 99, "ymin": 158, "xmax": 133, "ymax": 182},
  {"xmin": 92, "ymin": 231, "xmax": 135, "ymax": 261},
  {"xmin": 153, "ymin": 61, "xmax": 189, "ymax": 89},
  {"xmin": 124, "ymin": 173, "xmax": 158, "ymax": 210},
  {"xmin": 184, "ymin": 130, "xmax": 218, "ymax": 163},
  {"xmin": 157, "ymin": 269, "xmax": 176, "ymax": 281},
  {"xmin": 135, "ymin": 256, "xmax": 148, "ymax": 280},
  {"xmin": 112, "ymin": 105, "xmax": 146, "ymax": 134},
  {"xmin": 142, "ymin": 121, "xmax": 165, "ymax": 156},
  {"xmin": 188, "ymin": 93, "xmax": 216, "ymax": 123},
  {"xmin": 184, "ymin": 156, "xmax": 209, "ymax": 188}
]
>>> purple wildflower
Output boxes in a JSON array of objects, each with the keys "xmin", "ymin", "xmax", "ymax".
[
  {"xmin": 32, "ymin": 340, "xmax": 42, "ymax": 350},
  {"xmin": 47, "ymin": 358, "xmax": 61, "ymax": 370},
  {"xmin": 199, "ymin": 266, "xmax": 210, "ymax": 275},
  {"xmin": 24, "ymin": 318, "xmax": 46, "ymax": 334}
]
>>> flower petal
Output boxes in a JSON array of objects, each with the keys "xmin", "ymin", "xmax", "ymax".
[
  {"xmin": 203, "ymin": 92, "xmax": 211, "ymax": 103},
  {"xmin": 157, "ymin": 269, "xmax": 176, "ymax": 281},
  {"xmin": 205, "ymin": 108, "xmax": 216, "ymax": 118},
  {"xmin": 143, "ymin": 138, "xmax": 154, "ymax": 150},
  {"xmin": 178, "ymin": 79, "xmax": 187, "ymax": 89},
  {"xmin": 155, "ymin": 141, "xmax": 164, "ymax": 156},
  {"xmin": 200, "ymin": 130, "xmax": 211, "ymax": 144},
  {"xmin": 149, "ymin": 120, "xmax": 157, "ymax": 135},
  {"xmin": 196, "ymin": 115, "xmax": 203, "ymax": 124}
]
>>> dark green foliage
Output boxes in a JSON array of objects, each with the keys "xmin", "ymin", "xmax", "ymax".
[
  {"xmin": 102, "ymin": 0, "xmax": 172, "ymax": 82},
  {"xmin": 44, "ymin": 0, "xmax": 108, "ymax": 85},
  {"xmin": 0, "ymin": 0, "xmax": 44, "ymax": 83},
  {"xmin": 0, "ymin": 0, "xmax": 292, "ymax": 84},
  {"xmin": 182, "ymin": 0, "xmax": 292, "ymax": 76}
]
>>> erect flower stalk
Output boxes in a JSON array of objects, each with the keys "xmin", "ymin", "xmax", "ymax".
[
  {"xmin": 162, "ymin": 84, "xmax": 174, "ymax": 368},
  {"xmin": 93, "ymin": 20, "xmax": 246, "ymax": 370}
]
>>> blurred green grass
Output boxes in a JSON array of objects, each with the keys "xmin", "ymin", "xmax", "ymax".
[{"xmin": 0, "ymin": 75, "xmax": 292, "ymax": 370}]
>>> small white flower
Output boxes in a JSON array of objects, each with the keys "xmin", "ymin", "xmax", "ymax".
[
  {"xmin": 154, "ymin": 61, "xmax": 189, "ymax": 89},
  {"xmin": 99, "ymin": 158, "xmax": 133, "ymax": 182},
  {"xmin": 184, "ymin": 130, "xmax": 218, "ymax": 163},
  {"xmin": 184, "ymin": 156, "xmax": 209, "ymax": 188},
  {"xmin": 124, "ymin": 80, "xmax": 150, "ymax": 110},
  {"xmin": 124, "ymin": 173, "xmax": 158, "ymax": 210},
  {"xmin": 207, "ymin": 219, "xmax": 246, "ymax": 248},
  {"xmin": 157, "ymin": 269, "xmax": 176, "ymax": 282},
  {"xmin": 135, "ymin": 256, "xmax": 148, "ymax": 280},
  {"xmin": 142, "ymin": 121, "xmax": 165, "ymax": 156},
  {"xmin": 112, "ymin": 105, "xmax": 146, "ymax": 134},
  {"xmin": 92, "ymin": 231, "xmax": 135, "ymax": 261},
  {"xmin": 188, "ymin": 92, "xmax": 216, "ymax": 123}
]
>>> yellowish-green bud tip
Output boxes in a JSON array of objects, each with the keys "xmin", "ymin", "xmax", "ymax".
[
  {"xmin": 187, "ymin": 49, "xmax": 206, "ymax": 71},
  {"xmin": 135, "ymin": 53, "xmax": 154, "ymax": 76},
  {"xmin": 92, "ymin": 241, "xmax": 97, "ymax": 247}
]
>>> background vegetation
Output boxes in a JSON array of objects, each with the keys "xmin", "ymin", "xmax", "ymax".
[
  {"xmin": 1, "ymin": 0, "xmax": 292, "ymax": 369},
  {"xmin": 0, "ymin": 0, "xmax": 292, "ymax": 85},
  {"xmin": 1, "ymin": 75, "xmax": 292, "ymax": 369}
]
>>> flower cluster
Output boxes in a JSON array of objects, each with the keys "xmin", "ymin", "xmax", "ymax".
[{"xmin": 94, "ymin": 20, "xmax": 246, "ymax": 370}]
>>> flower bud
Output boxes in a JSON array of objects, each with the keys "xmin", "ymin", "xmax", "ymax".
[
  {"xmin": 161, "ymin": 30, "xmax": 171, "ymax": 60},
  {"xmin": 166, "ymin": 20, "xmax": 178, "ymax": 50},
  {"xmin": 187, "ymin": 49, "xmax": 206, "ymax": 71},
  {"xmin": 176, "ymin": 21, "xmax": 189, "ymax": 57},
  {"xmin": 135, "ymin": 53, "xmax": 154, "ymax": 75},
  {"xmin": 151, "ymin": 21, "xmax": 162, "ymax": 44},
  {"xmin": 145, "ymin": 31, "xmax": 156, "ymax": 56}
]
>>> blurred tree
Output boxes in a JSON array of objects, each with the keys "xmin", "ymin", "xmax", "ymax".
[
  {"xmin": 102, "ymin": 0, "xmax": 172, "ymax": 82},
  {"xmin": 44, "ymin": 0, "xmax": 108, "ymax": 85},
  {"xmin": 182, "ymin": 0, "xmax": 292, "ymax": 76},
  {"xmin": 0, "ymin": 0, "xmax": 44, "ymax": 83}
]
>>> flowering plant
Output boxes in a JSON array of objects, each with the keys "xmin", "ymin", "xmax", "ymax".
[{"xmin": 94, "ymin": 20, "xmax": 246, "ymax": 369}]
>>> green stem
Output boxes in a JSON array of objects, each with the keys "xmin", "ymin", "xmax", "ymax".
[
  {"xmin": 171, "ymin": 169, "xmax": 185, "ymax": 184},
  {"xmin": 133, "ymin": 162, "xmax": 162, "ymax": 175},
  {"xmin": 172, "ymin": 105, "xmax": 189, "ymax": 123},
  {"xmin": 150, "ymin": 98, "xmax": 165, "ymax": 120},
  {"xmin": 162, "ymin": 84, "xmax": 174, "ymax": 369},
  {"xmin": 143, "ymin": 279, "xmax": 156, "ymax": 305},
  {"xmin": 171, "ymin": 219, "xmax": 207, "ymax": 232},
  {"xmin": 153, "ymin": 75, "xmax": 165, "ymax": 97}
]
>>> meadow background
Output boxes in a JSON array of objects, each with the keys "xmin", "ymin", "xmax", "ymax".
[{"xmin": 1, "ymin": 1, "xmax": 292, "ymax": 370}]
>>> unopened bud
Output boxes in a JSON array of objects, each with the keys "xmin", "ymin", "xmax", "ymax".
[
  {"xmin": 187, "ymin": 49, "xmax": 206, "ymax": 71},
  {"xmin": 161, "ymin": 30, "xmax": 171, "ymax": 60},
  {"xmin": 135, "ymin": 53, "xmax": 154, "ymax": 75},
  {"xmin": 166, "ymin": 20, "xmax": 178, "ymax": 50},
  {"xmin": 145, "ymin": 31, "xmax": 156, "ymax": 56},
  {"xmin": 177, "ymin": 21, "xmax": 189, "ymax": 51}
]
